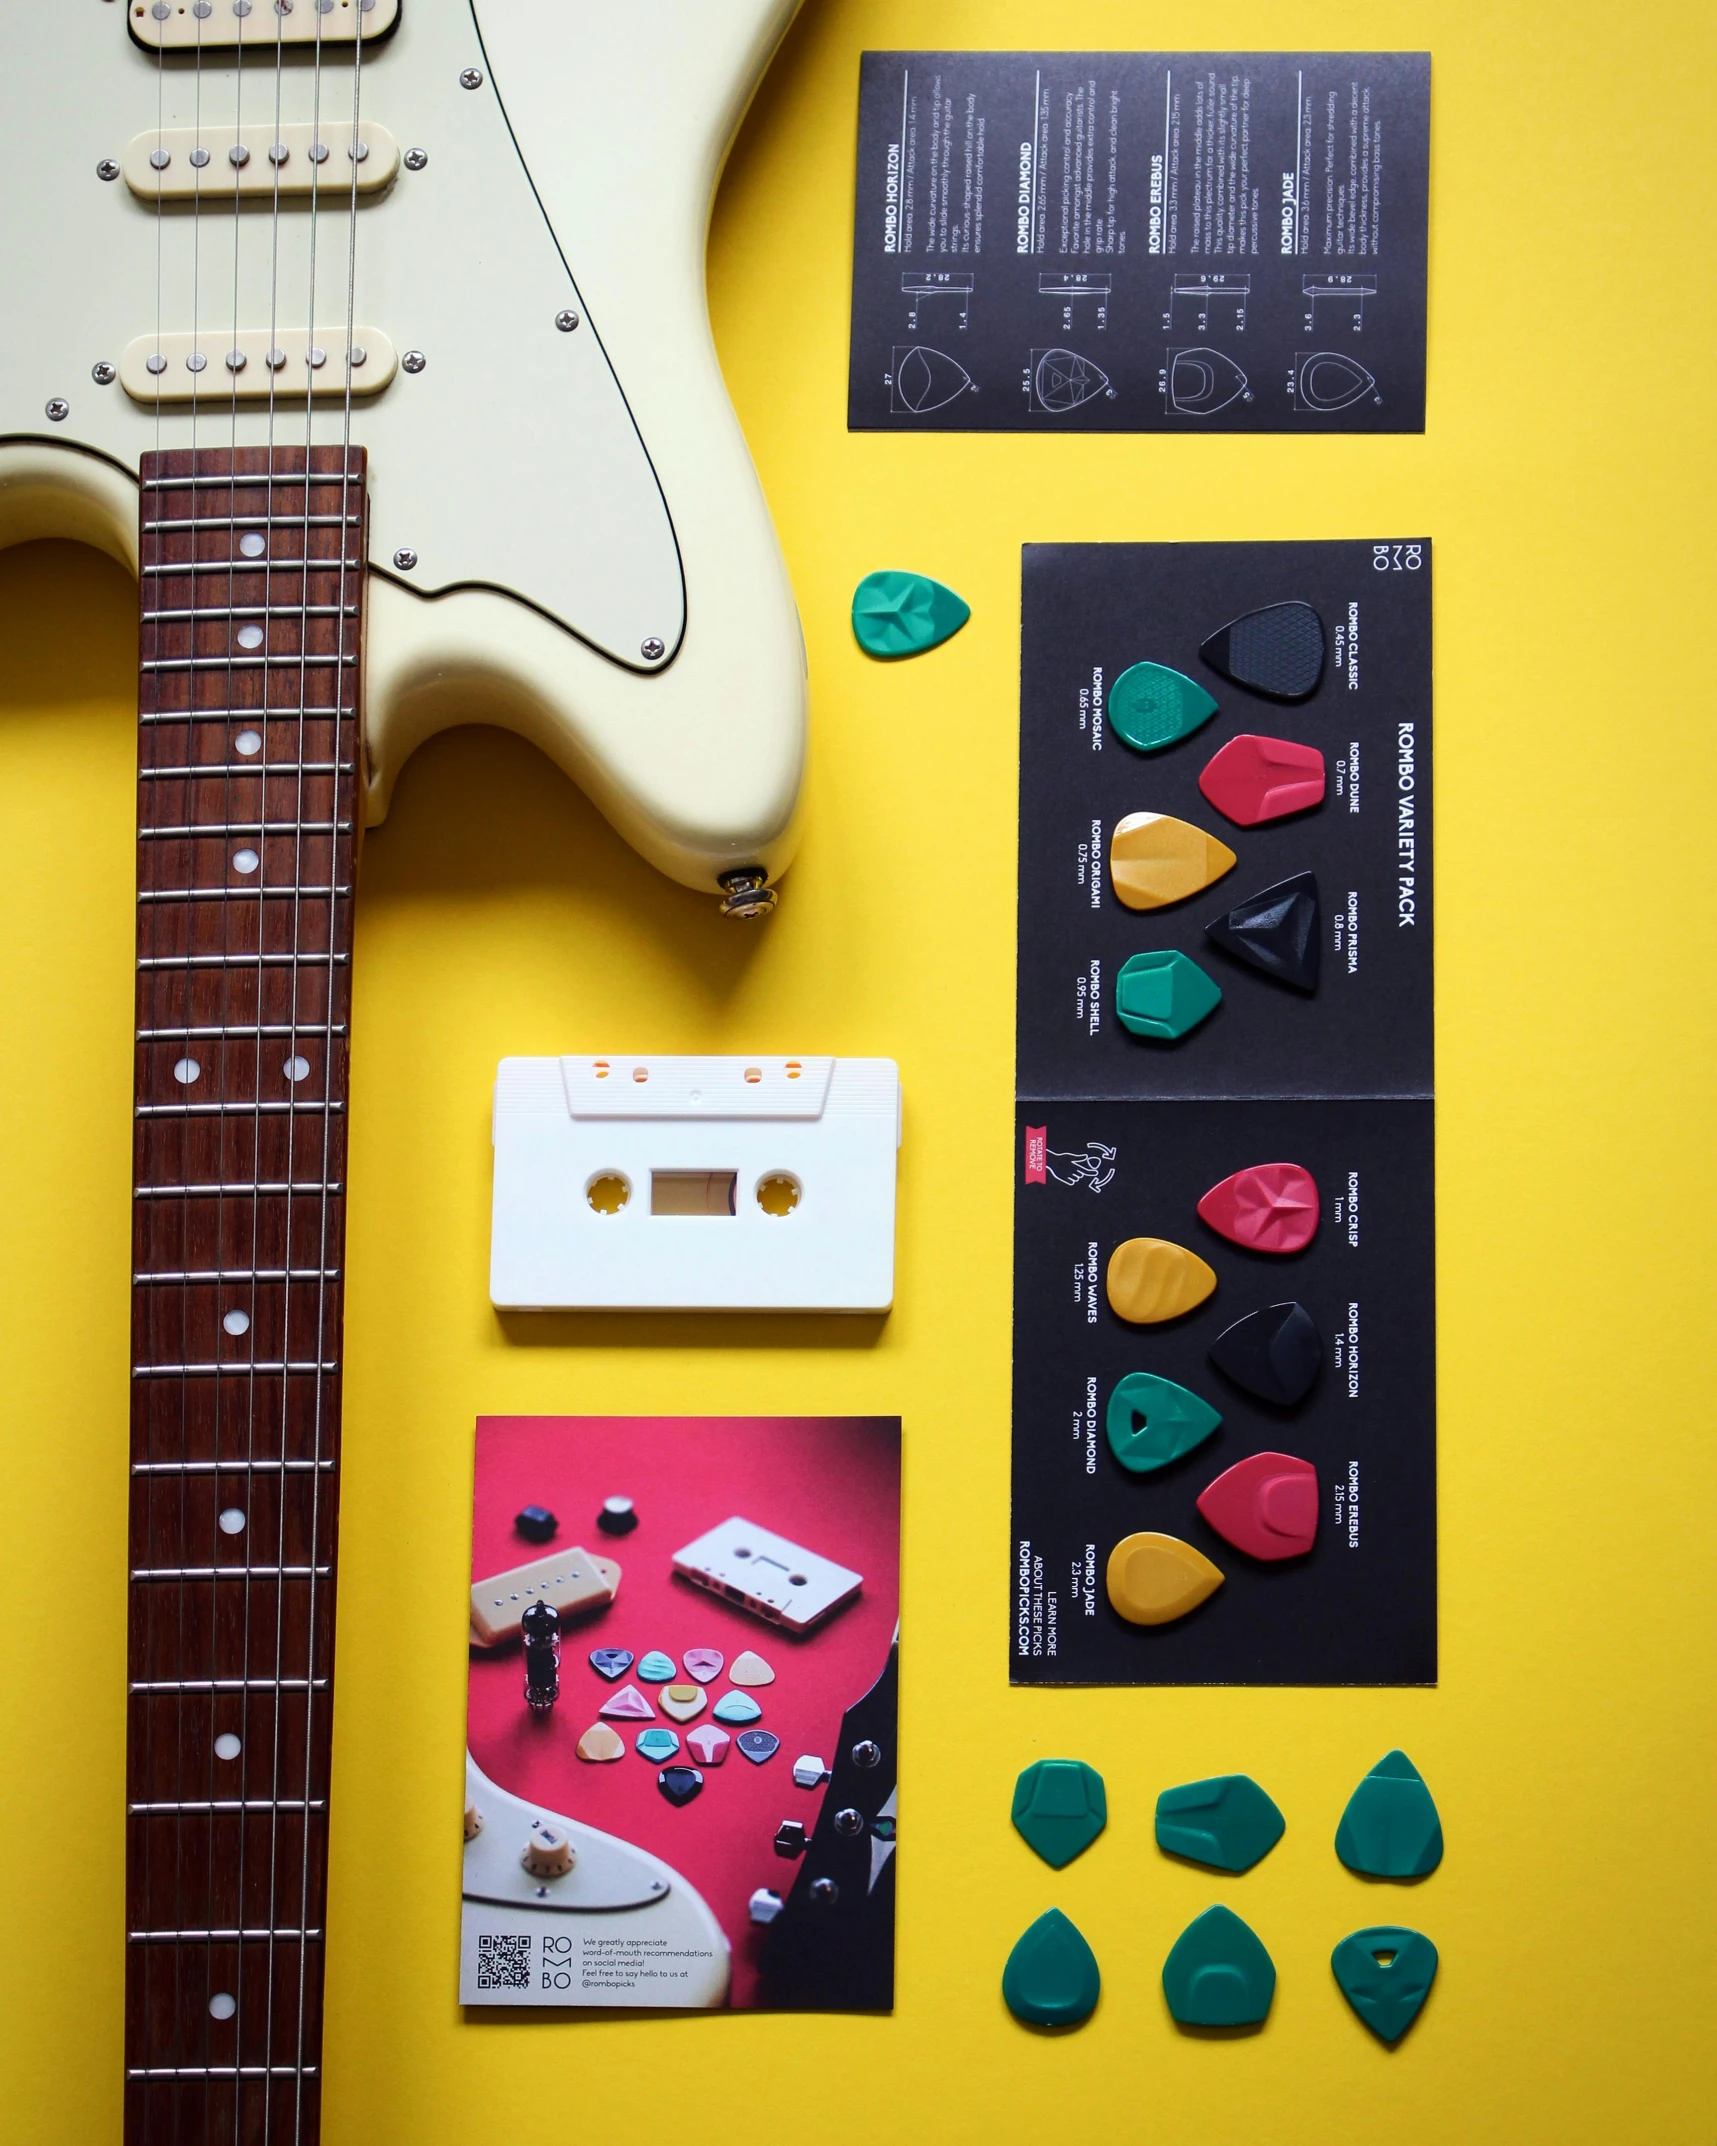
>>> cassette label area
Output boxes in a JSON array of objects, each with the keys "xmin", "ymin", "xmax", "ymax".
[{"xmin": 490, "ymin": 1056, "xmax": 902, "ymax": 1311}]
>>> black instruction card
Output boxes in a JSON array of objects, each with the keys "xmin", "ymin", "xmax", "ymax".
[
  {"xmin": 1011, "ymin": 543, "xmax": 1435, "ymax": 1685},
  {"xmin": 849, "ymin": 53, "xmax": 1429, "ymax": 433}
]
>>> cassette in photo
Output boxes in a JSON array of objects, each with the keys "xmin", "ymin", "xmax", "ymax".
[
  {"xmin": 671, "ymin": 1516, "xmax": 863, "ymax": 1633},
  {"xmin": 490, "ymin": 1055, "xmax": 902, "ymax": 1311}
]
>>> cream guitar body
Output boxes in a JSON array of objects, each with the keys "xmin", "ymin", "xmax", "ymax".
[{"xmin": 0, "ymin": 0, "xmax": 807, "ymax": 902}]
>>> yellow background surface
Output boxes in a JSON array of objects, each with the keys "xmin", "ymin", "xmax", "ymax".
[{"xmin": 3, "ymin": 2, "xmax": 1714, "ymax": 2138}]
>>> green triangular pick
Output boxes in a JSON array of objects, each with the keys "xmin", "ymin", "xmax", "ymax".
[
  {"xmin": 1105, "ymin": 1373, "xmax": 1222, "ymax": 1474},
  {"xmin": 852, "ymin": 569, "xmax": 971, "ymax": 659},
  {"xmin": 1331, "ymin": 1926, "xmax": 1439, "ymax": 2043},
  {"xmin": 1109, "ymin": 661, "xmax": 1219, "ymax": 752},
  {"xmin": 1335, "ymin": 1750, "xmax": 1444, "ymax": 1878},
  {"xmin": 1002, "ymin": 1907, "xmax": 1101, "ymax": 2028}
]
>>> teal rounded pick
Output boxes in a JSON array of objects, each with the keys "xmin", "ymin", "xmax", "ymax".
[
  {"xmin": 1331, "ymin": 1926, "xmax": 1439, "ymax": 2043},
  {"xmin": 1011, "ymin": 1758, "xmax": 1108, "ymax": 1869},
  {"xmin": 1002, "ymin": 1908, "xmax": 1101, "ymax": 2028},
  {"xmin": 1105, "ymin": 1372, "xmax": 1222, "ymax": 1475},
  {"xmin": 1162, "ymin": 1904, "xmax": 1276, "ymax": 2028},
  {"xmin": 852, "ymin": 569, "xmax": 971, "ymax": 659},
  {"xmin": 1115, "ymin": 949, "xmax": 1222, "ymax": 1040},
  {"xmin": 1110, "ymin": 661, "xmax": 1219, "ymax": 752},
  {"xmin": 1335, "ymin": 1750, "xmax": 1444, "ymax": 1879},
  {"xmin": 1155, "ymin": 1774, "xmax": 1286, "ymax": 1873}
]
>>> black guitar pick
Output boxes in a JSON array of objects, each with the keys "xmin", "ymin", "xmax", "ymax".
[
  {"xmin": 1206, "ymin": 872, "xmax": 1320, "ymax": 992},
  {"xmin": 657, "ymin": 1765, "xmax": 705, "ymax": 1807},
  {"xmin": 1208, "ymin": 1301, "xmax": 1322, "ymax": 1406},
  {"xmin": 1199, "ymin": 601, "xmax": 1326, "ymax": 701}
]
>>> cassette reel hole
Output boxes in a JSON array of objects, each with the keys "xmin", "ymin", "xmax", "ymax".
[
  {"xmin": 756, "ymin": 1172, "xmax": 802, "ymax": 1218},
  {"xmin": 585, "ymin": 1172, "xmax": 631, "ymax": 1216}
]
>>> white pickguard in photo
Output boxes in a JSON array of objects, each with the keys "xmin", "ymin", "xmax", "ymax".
[
  {"xmin": 460, "ymin": 1755, "xmax": 731, "ymax": 2008},
  {"xmin": 0, "ymin": 0, "xmax": 807, "ymax": 896}
]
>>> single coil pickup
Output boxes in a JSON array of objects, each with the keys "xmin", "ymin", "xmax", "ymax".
[
  {"xmin": 128, "ymin": 0, "xmax": 399, "ymax": 53},
  {"xmin": 121, "ymin": 328, "xmax": 397, "ymax": 404},
  {"xmin": 123, "ymin": 122, "xmax": 398, "ymax": 202}
]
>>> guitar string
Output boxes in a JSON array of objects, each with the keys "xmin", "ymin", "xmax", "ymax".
[{"xmin": 290, "ymin": 27, "xmax": 370, "ymax": 2124}]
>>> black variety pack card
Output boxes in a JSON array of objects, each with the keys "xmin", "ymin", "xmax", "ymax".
[
  {"xmin": 1011, "ymin": 543, "xmax": 1435, "ymax": 1685},
  {"xmin": 849, "ymin": 53, "xmax": 1429, "ymax": 434}
]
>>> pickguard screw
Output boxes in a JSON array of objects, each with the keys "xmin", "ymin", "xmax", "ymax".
[
  {"xmin": 640, "ymin": 636, "xmax": 665, "ymax": 661},
  {"xmin": 92, "ymin": 362, "xmax": 117, "ymax": 386},
  {"xmin": 45, "ymin": 399, "xmax": 69, "ymax": 423},
  {"xmin": 402, "ymin": 350, "xmax": 426, "ymax": 374},
  {"xmin": 97, "ymin": 158, "xmax": 121, "ymax": 182},
  {"xmin": 459, "ymin": 67, "xmax": 484, "ymax": 89},
  {"xmin": 717, "ymin": 868, "xmax": 777, "ymax": 921},
  {"xmin": 555, "ymin": 309, "xmax": 580, "ymax": 332},
  {"xmin": 404, "ymin": 147, "xmax": 429, "ymax": 171},
  {"xmin": 393, "ymin": 548, "xmax": 418, "ymax": 571}
]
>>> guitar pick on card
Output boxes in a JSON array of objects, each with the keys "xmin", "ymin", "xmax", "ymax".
[
  {"xmin": 636, "ymin": 1650, "xmax": 677, "ymax": 1683},
  {"xmin": 681, "ymin": 1649, "xmax": 724, "ymax": 1683},
  {"xmin": 1206, "ymin": 872, "xmax": 1322, "ymax": 992},
  {"xmin": 1198, "ymin": 601, "xmax": 1327, "ymax": 701},
  {"xmin": 588, "ymin": 1649, "xmax": 634, "ymax": 1681},
  {"xmin": 685, "ymin": 1724, "xmax": 731, "ymax": 1767},
  {"xmin": 1105, "ymin": 1239, "xmax": 1217, "ymax": 1325},
  {"xmin": 1208, "ymin": 1302, "xmax": 1323, "ymax": 1406},
  {"xmin": 658, "ymin": 1683, "xmax": 707, "ymax": 1722},
  {"xmin": 1115, "ymin": 948, "xmax": 1223, "ymax": 1040},
  {"xmin": 657, "ymin": 1765, "xmax": 704, "ymax": 1807},
  {"xmin": 1104, "ymin": 1372, "xmax": 1222, "ymax": 1475},
  {"xmin": 727, "ymin": 1651, "xmax": 775, "ymax": 1686},
  {"xmin": 598, "ymin": 1682, "xmax": 655, "ymax": 1721},
  {"xmin": 1108, "ymin": 813, "xmax": 1235, "ymax": 911},
  {"xmin": 1109, "ymin": 662, "xmax": 1219, "ymax": 754},
  {"xmin": 635, "ymin": 1727, "xmax": 680, "ymax": 1762},
  {"xmin": 575, "ymin": 1722, "xmax": 625, "ymax": 1764},
  {"xmin": 1197, "ymin": 1162, "xmax": 1320, "ymax": 1254},
  {"xmin": 1105, "ymin": 1533, "xmax": 1225, "ymax": 1627},
  {"xmin": 1196, "ymin": 1452, "xmax": 1320, "ymax": 1560},
  {"xmin": 736, "ymin": 1730, "xmax": 781, "ymax": 1765},
  {"xmin": 1198, "ymin": 733, "xmax": 1327, "ymax": 825},
  {"xmin": 712, "ymin": 1691, "xmax": 763, "ymax": 1725}
]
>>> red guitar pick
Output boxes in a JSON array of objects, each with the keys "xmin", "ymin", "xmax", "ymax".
[
  {"xmin": 1196, "ymin": 1452, "xmax": 1319, "ymax": 1561},
  {"xmin": 1197, "ymin": 1163, "xmax": 1319, "ymax": 1254},
  {"xmin": 1198, "ymin": 734, "xmax": 1326, "ymax": 826}
]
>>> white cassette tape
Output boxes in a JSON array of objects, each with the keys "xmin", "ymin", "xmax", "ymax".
[
  {"xmin": 671, "ymin": 1517, "xmax": 862, "ymax": 1633},
  {"xmin": 490, "ymin": 1055, "xmax": 901, "ymax": 1311}
]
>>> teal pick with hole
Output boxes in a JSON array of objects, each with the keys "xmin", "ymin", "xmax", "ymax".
[
  {"xmin": 1105, "ymin": 1372, "xmax": 1222, "ymax": 1475},
  {"xmin": 852, "ymin": 569, "xmax": 971, "ymax": 659},
  {"xmin": 1331, "ymin": 1927, "xmax": 1439, "ymax": 2043}
]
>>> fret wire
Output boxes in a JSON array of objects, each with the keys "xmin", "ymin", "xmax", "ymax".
[
  {"xmin": 136, "ymin": 1268, "xmax": 341, "ymax": 1282},
  {"xmin": 131, "ymin": 1461, "xmax": 337, "ymax": 1475},
  {"xmin": 138, "ymin": 822, "xmax": 349, "ymax": 837},
  {"xmin": 139, "ymin": 765, "xmax": 352, "ymax": 779},
  {"xmin": 143, "ymin": 466, "xmax": 359, "ymax": 489},
  {"xmin": 137, "ymin": 1027, "xmax": 349, "ymax": 1042},
  {"xmin": 141, "ymin": 560, "xmax": 363, "ymax": 577},
  {"xmin": 141, "ymin": 512, "xmax": 361, "ymax": 530},
  {"xmin": 135, "ymin": 1103, "xmax": 346, "ymax": 1119},
  {"xmin": 137, "ymin": 885, "xmax": 351, "ymax": 902},
  {"xmin": 140, "ymin": 605, "xmax": 359, "ymax": 621},
  {"xmin": 133, "ymin": 1364, "xmax": 341, "ymax": 1379},
  {"xmin": 127, "ymin": 1928, "xmax": 323, "ymax": 1943},
  {"xmin": 130, "ymin": 1565, "xmax": 334, "ymax": 1579},
  {"xmin": 138, "ymin": 953, "xmax": 349, "ymax": 969},
  {"xmin": 130, "ymin": 1799, "xmax": 326, "ymax": 1813},
  {"xmin": 138, "ymin": 709, "xmax": 350, "ymax": 724},
  {"xmin": 140, "ymin": 654, "xmax": 358, "ymax": 672},
  {"xmin": 131, "ymin": 1678, "xmax": 328, "ymax": 1692},
  {"xmin": 129, "ymin": 2067, "xmax": 322, "ymax": 2080}
]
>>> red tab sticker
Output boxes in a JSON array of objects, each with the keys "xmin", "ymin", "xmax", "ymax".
[{"xmin": 1024, "ymin": 1127, "xmax": 1047, "ymax": 1183}]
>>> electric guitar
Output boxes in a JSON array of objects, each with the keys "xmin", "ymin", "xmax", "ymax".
[{"xmin": 0, "ymin": 3, "xmax": 808, "ymax": 2135}]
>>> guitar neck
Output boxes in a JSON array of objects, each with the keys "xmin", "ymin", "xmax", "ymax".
[{"xmin": 126, "ymin": 446, "xmax": 365, "ymax": 2146}]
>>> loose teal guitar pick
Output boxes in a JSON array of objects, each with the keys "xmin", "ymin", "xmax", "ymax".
[
  {"xmin": 852, "ymin": 569, "xmax": 971, "ymax": 658},
  {"xmin": 1002, "ymin": 1908, "xmax": 1101, "ymax": 2028},
  {"xmin": 1110, "ymin": 661, "xmax": 1219, "ymax": 752},
  {"xmin": 1335, "ymin": 1751, "xmax": 1444, "ymax": 1878},
  {"xmin": 1331, "ymin": 1927, "xmax": 1438, "ymax": 2043},
  {"xmin": 1105, "ymin": 1372, "xmax": 1222, "ymax": 1475},
  {"xmin": 1011, "ymin": 1759, "xmax": 1107, "ymax": 1868},
  {"xmin": 1155, "ymin": 1774, "xmax": 1285, "ymax": 1873},
  {"xmin": 1161, "ymin": 1904, "xmax": 1276, "ymax": 2027}
]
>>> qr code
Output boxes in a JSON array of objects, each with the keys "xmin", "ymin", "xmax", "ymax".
[{"xmin": 476, "ymin": 1933, "xmax": 532, "ymax": 1991}]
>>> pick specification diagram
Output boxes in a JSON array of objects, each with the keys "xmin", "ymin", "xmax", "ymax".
[
  {"xmin": 1165, "ymin": 346, "xmax": 1252, "ymax": 416},
  {"xmin": 887, "ymin": 344, "xmax": 977, "ymax": 415},
  {"xmin": 1293, "ymin": 350, "xmax": 1379, "ymax": 413},
  {"xmin": 1031, "ymin": 347, "xmax": 1114, "ymax": 413}
]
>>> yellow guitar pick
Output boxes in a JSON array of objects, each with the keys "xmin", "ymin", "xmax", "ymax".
[
  {"xmin": 1109, "ymin": 812, "xmax": 1236, "ymax": 911},
  {"xmin": 1105, "ymin": 1238, "xmax": 1217, "ymax": 1323},
  {"xmin": 1106, "ymin": 1533, "xmax": 1226, "ymax": 1626}
]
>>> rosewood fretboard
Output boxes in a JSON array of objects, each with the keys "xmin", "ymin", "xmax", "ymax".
[{"xmin": 127, "ymin": 446, "xmax": 365, "ymax": 2146}]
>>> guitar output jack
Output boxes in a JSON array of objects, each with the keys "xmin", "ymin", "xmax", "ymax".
[{"xmin": 718, "ymin": 868, "xmax": 777, "ymax": 920}]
